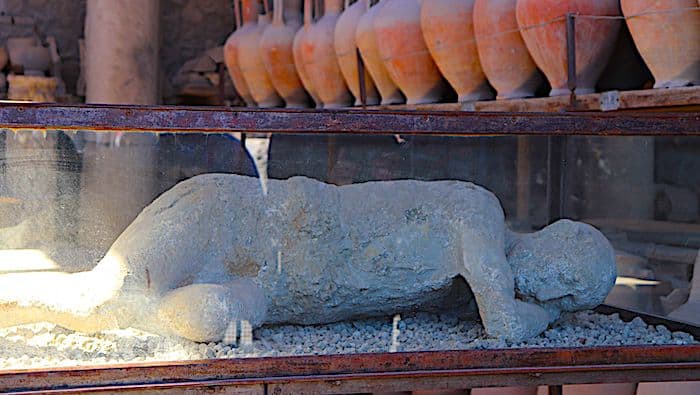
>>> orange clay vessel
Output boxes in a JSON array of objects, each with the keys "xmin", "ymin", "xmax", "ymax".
[
  {"xmin": 355, "ymin": 0, "xmax": 403, "ymax": 105},
  {"xmin": 237, "ymin": 0, "xmax": 284, "ymax": 107},
  {"xmin": 621, "ymin": 0, "xmax": 700, "ymax": 88},
  {"xmin": 335, "ymin": 0, "xmax": 380, "ymax": 106},
  {"xmin": 306, "ymin": 0, "xmax": 353, "ymax": 108},
  {"xmin": 516, "ymin": 0, "xmax": 621, "ymax": 96},
  {"xmin": 293, "ymin": 0, "xmax": 322, "ymax": 107},
  {"xmin": 474, "ymin": 0, "xmax": 542, "ymax": 99},
  {"xmin": 260, "ymin": 0, "xmax": 311, "ymax": 107},
  {"xmin": 421, "ymin": 0, "xmax": 493, "ymax": 102},
  {"xmin": 373, "ymin": 0, "xmax": 447, "ymax": 105},
  {"xmin": 224, "ymin": 0, "xmax": 256, "ymax": 107}
]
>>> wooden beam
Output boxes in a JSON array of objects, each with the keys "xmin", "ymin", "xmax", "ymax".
[
  {"xmin": 613, "ymin": 240, "xmax": 698, "ymax": 265},
  {"xmin": 373, "ymin": 86, "xmax": 700, "ymax": 113},
  {"xmin": 586, "ymin": 218, "xmax": 700, "ymax": 249}
]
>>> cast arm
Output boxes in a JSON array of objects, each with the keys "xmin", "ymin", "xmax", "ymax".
[{"xmin": 460, "ymin": 229, "xmax": 553, "ymax": 342}]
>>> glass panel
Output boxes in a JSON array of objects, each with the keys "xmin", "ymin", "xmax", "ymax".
[{"xmin": 0, "ymin": 129, "xmax": 696, "ymax": 370}]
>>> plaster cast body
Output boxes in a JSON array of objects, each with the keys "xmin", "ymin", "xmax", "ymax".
[{"xmin": 0, "ymin": 174, "xmax": 616, "ymax": 343}]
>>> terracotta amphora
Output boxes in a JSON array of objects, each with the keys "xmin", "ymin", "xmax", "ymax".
[
  {"xmin": 474, "ymin": 0, "xmax": 543, "ymax": 99},
  {"xmin": 471, "ymin": 387, "xmax": 538, "ymax": 395},
  {"xmin": 237, "ymin": 0, "xmax": 284, "ymax": 107},
  {"xmin": 6, "ymin": 36, "xmax": 51, "ymax": 77},
  {"xmin": 335, "ymin": 0, "xmax": 380, "ymax": 106},
  {"xmin": 293, "ymin": 0, "xmax": 322, "ymax": 107},
  {"xmin": 260, "ymin": 0, "xmax": 311, "ymax": 107},
  {"xmin": 356, "ymin": 0, "xmax": 404, "ymax": 105},
  {"xmin": 373, "ymin": 0, "xmax": 448, "ymax": 105},
  {"xmin": 421, "ymin": 0, "xmax": 493, "ymax": 102},
  {"xmin": 516, "ymin": 0, "xmax": 622, "ymax": 96},
  {"xmin": 224, "ymin": 0, "xmax": 256, "ymax": 107},
  {"xmin": 564, "ymin": 383, "xmax": 637, "ymax": 395},
  {"xmin": 621, "ymin": 0, "xmax": 700, "ymax": 88},
  {"xmin": 305, "ymin": 0, "xmax": 353, "ymax": 108},
  {"xmin": 638, "ymin": 381, "xmax": 700, "ymax": 395}
]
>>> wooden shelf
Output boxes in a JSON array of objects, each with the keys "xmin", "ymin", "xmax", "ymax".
[{"xmin": 371, "ymin": 85, "xmax": 700, "ymax": 113}]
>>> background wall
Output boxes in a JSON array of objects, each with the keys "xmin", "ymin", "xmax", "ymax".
[
  {"xmin": 0, "ymin": 0, "xmax": 86, "ymax": 94},
  {"xmin": 0, "ymin": 0, "xmax": 235, "ymax": 98}
]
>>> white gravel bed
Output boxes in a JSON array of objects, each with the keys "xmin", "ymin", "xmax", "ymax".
[{"xmin": 0, "ymin": 310, "xmax": 696, "ymax": 370}]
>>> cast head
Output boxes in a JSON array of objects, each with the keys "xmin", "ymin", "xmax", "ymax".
[{"xmin": 506, "ymin": 219, "xmax": 616, "ymax": 317}]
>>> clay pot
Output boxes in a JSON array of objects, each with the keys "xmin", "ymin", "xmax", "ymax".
[
  {"xmin": 260, "ymin": 0, "xmax": 311, "ymax": 108},
  {"xmin": 335, "ymin": 0, "xmax": 380, "ymax": 106},
  {"xmin": 516, "ymin": 0, "xmax": 622, "ymax": 96},
  {"xmin": 473, "ymin": 0, "xmax": 543, "ymax": 99},
  {"xmin": 621, "ymin": 0, "xmax": 700, "ymax": 88},
  {"xmin": 6, "ymin": 37, "xmax": 50, "ymax": 76},
  {"xmin": 356, "ymin": 0, "xmax": 404, "ymax": 105},
  {"xmin": 565, "ymin": 383, "xmax": 637, "ymax": 395},
  {"xmin": 306, "ymin": 0, "xmax": 353, "ymax": 108},
  {"xmin": 20, "ymin": 46, "xmax": 51, "ymax": 76},
  {"xmin": 6, "ymin": 37, "xmax": 37, "ymax": 61},
  {"xmin": 421, "ymin": 0, "xmax": 493, "ymax": 102},
  {"xmin": 638, "ymin": 381, "xmax": 700, "ymax": 395},
  {"xmin": 471, "ymin": 388, "xmax": 537, "ymax": 395},
  {"xmin": 224, "ymin": 0, "xmax": 257, "ymax": 107},
  {"xmin": 237, "ymin": 0, "xmax": 284, "ymax": 107},
  {"xmin": 293, "ymin": 0, "xmax": 322, "ymax": 107},
  {"xmin": 596, "ymin": 24, "xmax": 655, "ymax": 91},
  {"xmin": 373, "ymin": 0, "xmax": 448, "ymax": 105}
]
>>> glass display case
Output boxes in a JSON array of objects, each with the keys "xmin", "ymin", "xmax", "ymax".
[{"xmin": 0, "ymin": 104, "xmax": 698, "ymax": 393}]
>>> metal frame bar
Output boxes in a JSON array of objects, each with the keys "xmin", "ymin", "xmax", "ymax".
[
  {"xmin": 0, "ymin": 103, "xmax": 698, "ymax": 136},
  {"xmin": 1, "ymin": 105, "xmax": 700, "ymax": 392},
  {"xmin": 0, "ymin": 306, "xmax": 698, "ymax": 393},
  {"xmin": 3, "ymin": 347, "xmax": 700, "ymax": 394}
]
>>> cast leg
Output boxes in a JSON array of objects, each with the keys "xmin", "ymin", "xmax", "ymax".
[{"xmin": 0, "ymin": 270, "xmax": 120, "ymax": 332}]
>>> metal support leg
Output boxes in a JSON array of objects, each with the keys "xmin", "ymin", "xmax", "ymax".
[
  {"xmin": 566, "ymin": 13, "xmax": 577, "ymax": 109},
  {"xmin": 357, "ymin": 48, "xmax": 367, "ymax": 108}
]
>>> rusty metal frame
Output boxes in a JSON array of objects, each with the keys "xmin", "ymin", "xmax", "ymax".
[
  {"xmin": 0, "ymin": 103, "xmax": 698, "ymax": 136},
  {"xmin": 0, "ymin": 306, "xmax": 696, "ymax": 393},
  {"xmin": 1, "ymin": 104, "xmax": 700, "ymax": 392}
]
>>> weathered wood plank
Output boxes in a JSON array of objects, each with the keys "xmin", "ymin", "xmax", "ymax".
[
  {"xmin": 618, "ymin": 86, "xmax": 700, "ymax": 110},
  {"xmin": 371, "ymin": 86, "xmax": 700, "ymax": 113},
  {"xmin": 586, "ymin": 218, "xmax": 700, "ymax": 248}
]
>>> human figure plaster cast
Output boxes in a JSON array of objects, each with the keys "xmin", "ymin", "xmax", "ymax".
[{"xmin": 0, "ymin": 174, "xmax": 616, "ymax": 343}]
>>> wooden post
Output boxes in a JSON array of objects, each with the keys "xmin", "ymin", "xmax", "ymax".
[
  {"xmin": 80, "ymin": 0, "xmax": 161, "ymax": 252},
  {"xmin": 516, "ymin": 136, "xmax": 531, "ymax": 226},
  {"xmin": 84, "ymin": 0, "xmax": 160, "ymax": 104}
]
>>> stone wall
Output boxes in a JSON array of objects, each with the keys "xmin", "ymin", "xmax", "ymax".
[
  {"xmin": 0, "ymin": 0, "xmax": 235, "ymax": 98},
  {"xmin": 160, "ymin": 0, "xmax": 235, "ymax": 96},
  {"xmin": 0, "ymin": 0, "xmax": 86, "ymax": 94}
]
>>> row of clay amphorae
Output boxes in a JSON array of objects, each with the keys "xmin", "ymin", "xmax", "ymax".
[
  {"xmin": 225, "ymin": 0, "xmax": 700, "ymax": 108},
  {"xmin": 516, "ymin": 0, "xmax": 699, "ymax": 95}
]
